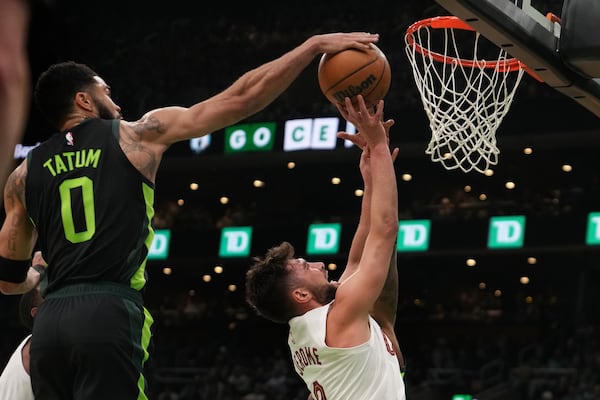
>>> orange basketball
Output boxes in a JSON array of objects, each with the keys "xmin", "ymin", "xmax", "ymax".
[{"xmin": 318, "ymin": 43, "xmax": 391, "ymax": 108}]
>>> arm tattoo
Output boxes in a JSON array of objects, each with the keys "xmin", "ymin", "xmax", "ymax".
[
  {"xmin": 4, "ymin": 167, "xmax": 26, "ymax": 209},
  {"xmin": 4, "ymin": 167, "xmax": 28, "ymax": 256},
  {"xmin": 131, "ymin": 115, "xmax": 166, "ymax": 136},
  {"xmin": 121, "ymin": 116, "xmax": 167, "ymax": 180}
]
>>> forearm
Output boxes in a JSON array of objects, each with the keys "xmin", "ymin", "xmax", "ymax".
[
  {"xmin": 369, "ymin": 143, "xmax": 398, "ymax": 235},
  {"xmin": 1, "ymin": 164, "xmax": 37, "ymax": 261},
  {"xmin": 227, "ymin": 37, "xmax": 320, "ymax": 117},
  {"xmin": 346, "ymin": 182, "xmax": 371, "ymax": 268}
]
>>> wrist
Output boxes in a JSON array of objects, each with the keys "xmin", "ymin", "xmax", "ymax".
[
  {"xmin": 0, "ymin": 256, "xmax": 30, "ymax": 283},
  {"xmin": 370, "ymin": 142, "xmax": 390, "ymax": 154},
  {"xmin": 304, "ymin": 35, "xmax": 322, "ymax": 57}
]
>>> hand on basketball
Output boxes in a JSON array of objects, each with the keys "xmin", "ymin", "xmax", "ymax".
[{"xmin": 314, "ymin": 32, "xmax": 379, "ymax": 55}]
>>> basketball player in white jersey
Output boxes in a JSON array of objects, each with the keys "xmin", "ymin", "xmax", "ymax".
[
  {"xmin": 246, "ymin": 95, "xmax": 405, "ymax": 400},
  {"xmin": 0, "ymin": 252, "xmax": 45, "ymax": 400}
]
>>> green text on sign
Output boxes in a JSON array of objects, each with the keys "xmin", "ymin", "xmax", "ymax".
[
  {"xmin": 306, "ymin": 223, "xmax": 341, "ymax": 254},
  {"xmin": 488, "ymin": 216, "xmax": 526, "ymax": 249},
  {"xmin": 220, "ymin": 226, "xmax": 253, "ymax": 257},
  {"xmin": 149, "ymin": 229, "xmax": 171, "ymax": 260},
  {"xmin": 397, "ymin": 220, "xmax": 431, "ymax": 252}
]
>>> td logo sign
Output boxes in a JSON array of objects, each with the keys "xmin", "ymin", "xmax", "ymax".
[
  {"xmin": 306, "ymin": 223, "xmax": 341, "ymax": 255},
  {"xmin": 397, "ymin": 220, "xmax": 430, "ymax": 252},
  {"xmin": 219, "ymin": 227, "xmax": 253, "ymax": 257},
  {"xmin": 585, "ymin": 212, "xmax": 600, "ymax": 245},
  {"xmin": 148, "ymin": 229, "xmax": 171, "ymax": 260},
  {"xmin": 487, "ymin": 216, "xmax": 526, "ymax": 249}
]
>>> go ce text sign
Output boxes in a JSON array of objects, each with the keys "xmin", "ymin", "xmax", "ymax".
[{"xmin": 189, "ymin": 117, "xmax": 358, "ymax": 155}]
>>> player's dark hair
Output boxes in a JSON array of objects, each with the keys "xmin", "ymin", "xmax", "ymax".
[
  {"xmin": 18, "ymin": 286, "xmax": 44, "ymax": 330},
  {"xmin": 245, "ymin": 241, "xmax": 297, "ymax": 324},
  {"xmin": 34, "ymin": 61, "xmax": 99, "ymax": 130}
]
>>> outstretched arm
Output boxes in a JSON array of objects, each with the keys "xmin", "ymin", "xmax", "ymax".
[
  {"xmin": 338, "ymin": 120, "xmax": 397, "ymax": 282},
  {"xmin": 338, "ymin": 120, "xmax": 404, "ymax": 370},
  {"xmin": 129, "ymin": 32, "xmax": 380, "ymax": 151},
  {"xmin": 339, "ymin": 148, "xmax": 372, "ymax": 283},
  {"xmin": 331, "ymin": 96, "xmax": 398, "ymax": 339}
]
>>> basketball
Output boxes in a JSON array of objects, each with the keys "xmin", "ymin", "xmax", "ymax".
[{"xmin": 318, "ymin": 43, "xmax": 391, "ymax": 108}]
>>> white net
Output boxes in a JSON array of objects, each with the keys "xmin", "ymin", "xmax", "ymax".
[{"xmin": 405, "ymin": 17, "xmax": 525, "ymax": 174}]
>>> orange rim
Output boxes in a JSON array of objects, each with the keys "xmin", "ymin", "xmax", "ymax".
[{"xmin": 405, "ymin": 15, "xmax": 542, "ymax": 80}]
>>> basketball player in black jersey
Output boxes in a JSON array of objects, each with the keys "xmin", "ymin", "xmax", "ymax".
[{"xmin": 0, "ymin": 32, "xmax": 380, "ymax": 399}]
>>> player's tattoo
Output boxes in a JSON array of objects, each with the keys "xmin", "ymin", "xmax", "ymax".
[
  {"xmin": 132, "ymin": 115, "xmax": 166, "ymax": 136},
  {"xmin": 4, "ymin": 166, "xmax": 26, "ymax": 209},
  {"xmin": 120, "ymin": 117, "xmax": 165, "ymax": 180},
  {"xmin": 3, "ymin": 167, "xmax": 28, "ymax": 256}
]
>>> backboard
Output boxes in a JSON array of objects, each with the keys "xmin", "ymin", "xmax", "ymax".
[{"xmin": 433, "ymin": 0, "xmax": 600, "ymax": 119}]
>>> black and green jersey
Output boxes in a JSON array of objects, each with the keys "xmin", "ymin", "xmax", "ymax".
[{"xmin": 26, "ymin": 118, "xmax": 155, "ymax": 295}]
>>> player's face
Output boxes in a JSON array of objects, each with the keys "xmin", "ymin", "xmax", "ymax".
[
  {"xmin": 91, "ymin": 76, "xmax": 122, "ymax": 120},
  {"xmin": 289, "ymin": 258, "xmax": 336, "ymax": 304},
  {"xmin": 290, "ymin": 258, "xmax": 328, "ymax": 281}
]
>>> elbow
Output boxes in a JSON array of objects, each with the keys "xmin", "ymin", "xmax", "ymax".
[{"xmin": 381, "ymin": 215, "xmax": 399, "ymax": 239}]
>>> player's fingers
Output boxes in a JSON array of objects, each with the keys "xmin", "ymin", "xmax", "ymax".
[
  {"xmin": 337, "ymin": 132, "xmax": 362, "ymax": 147},
  {"xmin": 354, "ymin": 95, "xmax": 369, "ymax": 114},
  {"xmin": 335, "ymin": 101, "xmax": 350, "ymax": 119},
  {"xmin": 374, "ymin": 99, "xmax": 384, "ymax": 118}
]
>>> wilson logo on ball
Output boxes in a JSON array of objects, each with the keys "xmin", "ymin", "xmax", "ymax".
[{"xmin": 331, "ymin": 74, "xmax": 378, "ymax": 103}]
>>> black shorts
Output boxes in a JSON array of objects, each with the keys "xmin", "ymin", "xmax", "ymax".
[{"xmin": 30, "ymin": 282, "xmax": 154, "ymax": 400}]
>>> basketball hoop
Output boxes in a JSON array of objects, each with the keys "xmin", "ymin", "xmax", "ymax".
[{"xmin": 405, "ymin": 16, "xmax": 534, "ymax": 174}]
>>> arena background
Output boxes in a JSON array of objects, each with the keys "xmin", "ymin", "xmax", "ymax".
[{"xmin": 1, "ymin": 0, "xmax": 600, "ymax": 399}]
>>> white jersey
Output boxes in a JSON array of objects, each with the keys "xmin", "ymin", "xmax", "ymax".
[
  {"xmin": 0, "ymin": 334, "xmax": 34, "ymax": 400},
  {"xmin": 288, "ymin": 303, "xmax": 406, "ymax": 400}
]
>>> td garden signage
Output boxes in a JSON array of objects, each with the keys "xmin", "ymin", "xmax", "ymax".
[
  {"xmin": 147, "ymin": 213, "xmax": 600, "ymax": 260},
  {"xmin": 487, "ymin": 216, "xmax": 526, "ymax": 249},
  {"xmin": 306, "ymin": 223, "xmax": 342, "ymax": 255}
]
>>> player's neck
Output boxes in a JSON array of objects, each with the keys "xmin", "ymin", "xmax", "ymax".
[{"xmin": 60, "ymin": 113, "xmax": 93, "ymax": 132}]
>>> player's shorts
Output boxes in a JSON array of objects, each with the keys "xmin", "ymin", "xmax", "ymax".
[{"xmin": 29, "ymin": 282, "xmax": 154, "ymax": 400}]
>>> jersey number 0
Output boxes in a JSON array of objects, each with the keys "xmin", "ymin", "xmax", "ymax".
[{"xmin": 59, "ymin": 177, "xmax": 96, "ymax": 243}]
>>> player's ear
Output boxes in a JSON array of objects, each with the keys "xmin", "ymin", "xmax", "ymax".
[
  {"xmin": 74, "ymin": 91, "xmax": 93, "ymax": 111},
  {"xmin": 31, "ymin": 306, "xmax": 38, "ymax": 318},
  {"xmin": 291, "ymin": 287, "xmax": 311, "ymax": 304}
]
